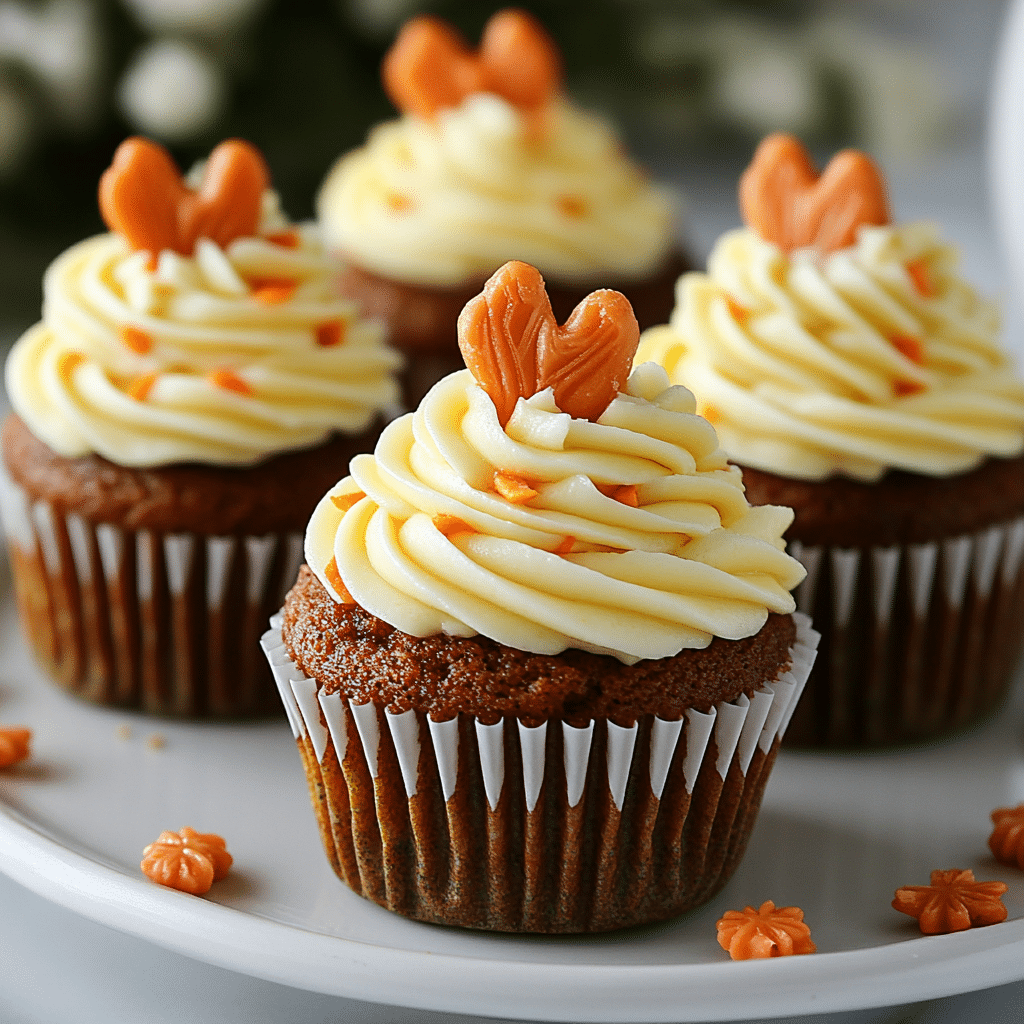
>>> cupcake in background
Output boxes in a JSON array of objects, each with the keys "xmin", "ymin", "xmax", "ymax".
[
  {"xmin": 2, "ymin": 136, "xmax": 402, "ymax": 718},
  {"xmin": 263, "ymin": 259, "xmax": 816, "ymax": 932},
  {"xmin": 638, "ymin": 134, "xmax": 1024, "ymax": 747},
  {"xmin": 317, "ymin": 8, "xmax": 686, "ymax": 407}
]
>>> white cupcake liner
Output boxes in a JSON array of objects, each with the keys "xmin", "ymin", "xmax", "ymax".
[
  {"xmin": 261, "ymin": 612, "xmax": 818, "ymax": 932},
  {"xmin": 787, "ymin": 515, "xmax": 1024, "ymax": 746},
  {"xmin": 0, "ymin": 471, "xmax": 303, "ymax": 717}
]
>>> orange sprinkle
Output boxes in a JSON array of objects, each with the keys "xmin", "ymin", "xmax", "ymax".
[
  {"xmin": 249, "ymin": 277, "xmax": 297, "ymax": 305},
  {"xmin": 433, "ymin": 514, "xmax": 475, "ymax": 536},
  {"xmin": 554, "ymin": 535, "xmax": 575, "ymax": 555},
  {"xmin": 894, "ymin": 378, "xmax": 926, "ymax": 398},
  {"xmin": 726, "ymin": 296, "xmax": 750, "ymax": 325},
  {"xmin": 121, "ymin": 325, "xmax": 153, "ymax": 354},
  {"xmin": 0, "ymin": 727, "xmax": 31, "ymax": 769},
  {"xmin": 330, "ymin": 490, "xmax": 365, "ymax": 513},
  {"xmin": 493, "ymin": 471, "xmax": 538, "ymax": 504},
  {"xmin": 324, "ymin": 556, "xmax": 354, "ymax": 603},
  {"xmin": 127, "ymin": 372, "xmax": 159, "ymax": 402},
  {"xmin": 58, "ymin": 351, "xmax": 87, "ymax": 385},
  {"xmin": 889, "ymin": 333, "xmax": 925, "ymax": 365},
  {"xmin": 556, "ymin": 194, "xmax": 587, "ymax": 219},
  {"xmin": 906, "ymin": 258, "xmax": 935, "ymax": 298},
  {"xmin": 316, "ymin": 320, "xmax": 346, "ymax": 348},
  {"xmin": 265, "ymin": 230, "xmax": 299, "ymax": 249},
  {"xmin": 386, "ymin": 192, "xmax": 413, "ymax": 213},
  {"xmin": 611, "ymin": 484, "xmax": 639, "ymax": 507},
  {"xmin": 209, "ymin": 368, "xmax": 253, "ymax": 396},
  {"xmin": 699, "ymin": 403, "xmax": 721, "ymax": 425}
]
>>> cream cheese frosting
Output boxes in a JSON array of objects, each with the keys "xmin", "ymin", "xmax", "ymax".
[
  {"xmin": 6, "ymin": 191, "xmax": 403, "ymax": 467},
  {"xmin": 305, "ymin": 362, "xmax": 804, "ymax": 665},
  {"xmin": 637, "ymin": 223, "xmax": 1024, "ymax": 482},
  {"xmin": 317, "ymin": 93, "xmax": 677, "ymax": 289}
]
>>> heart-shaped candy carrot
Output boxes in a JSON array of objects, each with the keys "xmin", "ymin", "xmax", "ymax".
[
  {"xmin": 739, "ymin": 134, "xmax": 890, "ymax": 254},
  {"xmin": 458, "ymin": 261, "xmax": 639, "ymax": 426},
  {"xmin": 383, "ymin": 8, "xmax": 561, "ymax": 121},
  {"xmin": 99, "ymin": 137, "xmax": 270, "ymax": 258}
]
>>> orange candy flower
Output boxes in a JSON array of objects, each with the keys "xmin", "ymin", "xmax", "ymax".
[
  {"xmin": 140, "ymin": 827, "xmax": 232, "ymax": 896},
  {"xmin": 716, "ymin": 901, "xmax": 816, "ymax": 959},
  {"xmin": 989, "ymin": 804, "xmax": 1024, "ymax": 870},
  {"xmin": 0, "ymin": 727, "xmax": 31, "ymax": 768},
  {"xmin": 892, "ymin": 868, "xmax": 1008, "ymax": 934}
]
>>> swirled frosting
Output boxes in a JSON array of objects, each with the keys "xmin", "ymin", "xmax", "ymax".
[
  {"xmin": 6, "ymin": 192, "xmax": 403, "ymax": 467},
  {"xmin": 637, "ymin": 223, "xmax": 1024, "ymax": 481},
  {"xmin": 317, "ymin": 93, "xmax": 677, "ymax": 289},
  {"xmin": 305, "ymin": 363, "xmax": 804, "ymax": 664}
]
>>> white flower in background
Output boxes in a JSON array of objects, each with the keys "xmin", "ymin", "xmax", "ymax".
[
  {"xmin": 0, "ymin": 76, "xmax": 34, "ymax": 174},
  {"xmin": 118, "ymin": 38, "xmax": 225, "ymax": 142},
  {"xmin": 121, "ymin": 0, "xmax": 267, "ymax": 36},
  {"xmin": 0, "ymin": 0, "xmax": 102, "ymax": 128}
]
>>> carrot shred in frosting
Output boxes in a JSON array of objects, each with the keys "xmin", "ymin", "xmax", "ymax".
[
  {"xmin": 726, "ymin": 296, "xmax": 749, "ymax": 325},
  {"xmin": 0, "ymin": 727, "xmax": 31, "ymax": 768},
  {"xmin": 58, "ymin": 351, "xmax": 87, "ymax": 386},
  {"xmin": 209, "ymin": 368, "xmax": 253, "ymax": 396},
  {"xmin": 127, "ymin": 372, "xmax": 160, "ymax": 402},
  {"xmin": 265, "ymin": 230, "xmax": 299, "ymax": 249},
  {"xmin": 556, "ymin": 194, "xmax": 587, "ymax": 219},
  {"xmin": 892, "ymin": 868, "xmax": 1007, "ymax": 934},
  {"xmin": 889, "ymin": 333, "xmax": 925, "ymax": 365},
  {"xmin": 140, "ymin": 826, "xmax": 232, "ymax": 896},
  {"xmin": 716, "ymin": 901, "xmax": 816, "ymax": 959},
  {"xmin": 330, "ymin": 490, "xmax": 366, "ymax": 513},
  {"xmin": 121, "ymin": 325, "xmax": 153, "ymax": 354},
  {"xmin": 611, "ymin": 484, "xmax": 639, "ymax": 507},
  {"xmin": 906, "ymin": 258, "xmax": 935, "ymax": 297},
  {"xmin": 894, "ymin": 378, "xmax": 926, "ymax": 398},
  {"xmin": 386, "ymin": 192, "xmax": 413, "ymax": 213},
  {"xmin": 493, "ymin": 470, "xmax": 538, "ymax": 503},
  {"xmin": 249, "ymin": 277, "xmax": 298, "ymax": 305},
  {"xmin": 324, "ymin": 556, "xmax": 354, "ymax": 602},
  {"xmin": 433, "ymin": 514, "xmax": 475, "ymax": 536},
  {"xmin": 316, "ymin": 320, "xmax": 346, "ymax": 347},
  {"xmin": 554, "ymin": 535, "xmax": 575, "ymax": 555},
  {"xmin": 988, "ymin": 804, "xmax": 1024, "ymax": 870},
  {"xmin": 699, "ymin": 403, "xmax": 721, "ymax": 424}
]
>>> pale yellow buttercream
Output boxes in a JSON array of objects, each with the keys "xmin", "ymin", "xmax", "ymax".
[
  {"xmin": 637, "ymin": 224, "xmax": 1024, "ymax": 481},
  {"xmin": 317, "ymin": 93, "xmax": 677, "ymax": 288},
  {"xmin": 6, "ymin": 195, "xmax": 402, "ymax": 467},
  {"xmin": 305, "ymin": 364, "xmax": 804, "ymax": 664}
]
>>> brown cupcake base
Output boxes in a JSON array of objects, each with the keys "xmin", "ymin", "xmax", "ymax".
[
  {"xmin": 0, "ymin": 415, "xmax": 382, "ymax": 717},
  {"xmin": 742, "ymin": 459, "xmax": 1024, "ymax": 747},
  {"xmin": 263, "ymin": 580, "xmax": 817, "ymax": 932},
  {"xmin": 339, "ymin": 248, "xmax": 690, "ymax": 408}
]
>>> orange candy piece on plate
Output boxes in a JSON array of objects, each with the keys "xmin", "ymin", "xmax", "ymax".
[
  {"xmin": 383, "ymin": 9, "xmax": 560, "ymax": 121},
  {"xmin": 140, "ymin": 827, "xmax": 232, "ymax": 896},
  {"xmin": 892, "ymin": 868, "xmax": 1008, "ymax": 934},
  {"xmin": 739, "ymin": 134, "xmax": 890, "ymax": 255},
  {"xmin": 99, "ymin": 137, "xmax": 269, "ymax": 258},
  {"xmin": 0, "ymin": 727, "xmax": 31, "ymax": 768},
  {"xmin": 458, "ymin": 260, "xmax": 639, "ymax": 427},
  {"xmin": 716, "ymin": 900, "xmax": 816, "ymax": 959},
  {"xmin": 989, "ymin": 804, "xmax": 1024, "ymax": 870}
]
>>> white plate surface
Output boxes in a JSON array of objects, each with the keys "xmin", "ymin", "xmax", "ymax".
[{"xmin": 1, "ymin": 596, "xmax": 1024, "ymax": 1023}]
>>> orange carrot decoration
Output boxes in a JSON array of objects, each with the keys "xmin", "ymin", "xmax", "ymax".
[
  {"xmin": 716, "ymin": 901, "xmax": 816, "ymax": 959},
  {"xmin": 892, "ymin": 868, "xmax": 1008, "ymax": 934},
  {"xmin": 739, "ymin": 134, "xmax": 890, "ymax": 255},
  {"xmin": 988, "ymin": 804, "xmax": 1024, "ymax": 870},
  {"xmin": 141, "ymin": 826, "xmax": 232, "ymax": 896},
  {"xmin": 382, "ymin": 8, "xmax": 561, "ymax": 122},
  {"xmin": 0, "ymin": 727, "xmax": 31, "ymax": 768},
  {"xmin": 99, "ymin": 137, "xmax": 269, "ymax": 258},
  {"xmin": 458, "ymin": 260, "xmax": 639, "ymax": 427}
]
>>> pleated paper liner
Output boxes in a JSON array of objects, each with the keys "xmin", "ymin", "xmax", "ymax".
[
  {"xmin": 0, "ymin": 473, "xmax": 304, "ymax": 718},
  {"xmin": 784, "ymin": 515, "xmax": 1024, "ymax": 748},
  {"xmin": 261, "ymin": 613, "xmax": 818, "ymax": 933}
]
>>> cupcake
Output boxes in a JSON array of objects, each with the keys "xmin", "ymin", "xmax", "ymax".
[
  {"xmin": 317, "ymin": 8, "xmax": 686, "ymax": 407},
  {"xmin": 637, "ymin": 134, "xmax": 1024, "ymax": 747},
  {"xmin": 1, "ymin": 137, "xmax": 402, "ymax": 718},
  {"xmin": 262, "ymin": 260, "xmax": 816, "ymax": 932}
]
